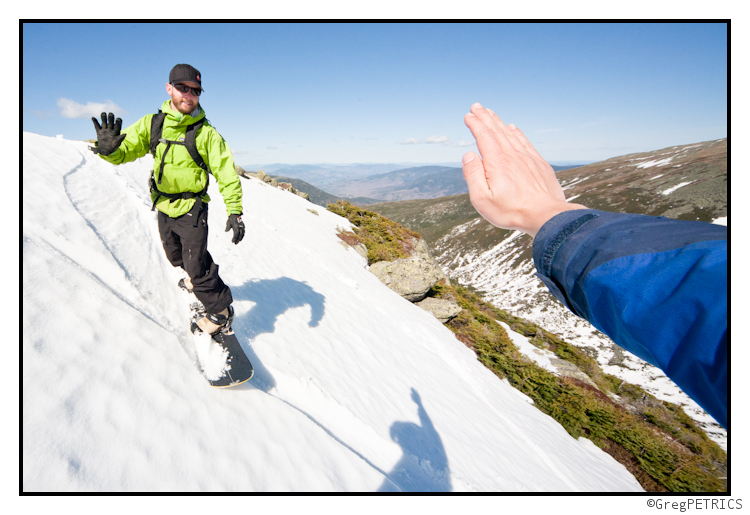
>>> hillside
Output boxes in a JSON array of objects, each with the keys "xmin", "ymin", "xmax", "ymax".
[
  {"xmin": 271, "ymin": 175, "xmax": 383, "ymax": 207},
  {"xmin": 368, "ymin": 138, "xmax": 728, "ymax": 447},
  {"xmin": 23, "ymin": 132, "xmax": 646, "ymax": 492}
]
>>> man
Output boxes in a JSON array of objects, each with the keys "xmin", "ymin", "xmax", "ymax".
[
  {"xmin": 461, "ymin": 103, "xmax": 727, "ymax": 428},
  {"xmin": 90, "ymin": 64, "xmax": 245, "ymax": 335}
]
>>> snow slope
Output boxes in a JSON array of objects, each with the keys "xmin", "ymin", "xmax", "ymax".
[{"xmin": 22, "ymin": 132, "xmax": 642, "ymax": 492}]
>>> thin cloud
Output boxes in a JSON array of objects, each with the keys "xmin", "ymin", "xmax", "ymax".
[
  {"xmin": 58, "ymin": 98, "xmax": 126, "ymax": 119},
  {"xmin": 400, "ymin": 136, "xmax": 451, "ymax": 145},
  {"xmin": 267, "ymin": 146, "xmax": 278, "ymax": 150},
  {"xmin": 457, "ymin": 140, "xmax": 474, "ymax": 147}
]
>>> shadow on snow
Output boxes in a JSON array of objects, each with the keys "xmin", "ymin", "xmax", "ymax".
[
  {"xmin": 228, "ymin": 276, "xmax": 325, "ymax": 392},
  {"xmin": 378, "ymin": 388, "xmax": 452, "ymax": 492},
  {"xmin": 222, "ymin": 279, "xmax": 451, "ymax": 491}
]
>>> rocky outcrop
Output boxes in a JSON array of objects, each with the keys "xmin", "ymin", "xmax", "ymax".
[
  {"xmin": 369, "ymin": 237, "xmax": 448, "ymax": 302},
  {"xmin": 331, "ymin": 204, "xmax": 463, "ymax": 323},
  {"xmin": 415, "ymin": 297, "xmax": 462, "ymax": 323},
  {"xmin": 370, "ymin": 257, "xmax": 443, "ymax": 302}
]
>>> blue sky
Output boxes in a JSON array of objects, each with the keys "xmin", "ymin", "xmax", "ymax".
[{"xmin": 23, "ymin": 22, "xmax": 727, "ymax": 166}]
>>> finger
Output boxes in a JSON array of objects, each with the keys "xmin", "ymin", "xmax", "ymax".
[
  {"xmin": 91, "ymin": 116, "xmax": 102, "ymax": 132},
  {"xmin": 114, "ymin": 117, "xmax": 123, "ymax": 133},
  {"xmin": 464, "ymin": 111, "xmax": 507, "ymax": 166},
  {"xmin": 507, "ymin": 124, "xmax": 545, "ymax": 161},
  {"xmin": 469, "ymin": 103, "xmax": 516, "ymax": 154},
  {"xmin": 107, "ymin": 113, "xmax": 115, "ymax": 130},
  {"xmin": 462, "ymin": 151, "xmax": 492, "ymax": 200},
  {"xmin": 486, "ymin": 109, "xmax": 526, "ymax": 154}
]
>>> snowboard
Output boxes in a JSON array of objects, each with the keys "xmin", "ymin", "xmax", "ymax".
[{"xmin": 189, "ymin": 302, "xmax": 254, "ymax": 388}]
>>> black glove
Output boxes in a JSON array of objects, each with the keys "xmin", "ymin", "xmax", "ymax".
[
  {"xmin": 225, "ymin": 214, "xmax": 245, "ymax": 244},
  {"xmin": 89, "ymin": 112, "xmax": 126, "ymax": 155}
]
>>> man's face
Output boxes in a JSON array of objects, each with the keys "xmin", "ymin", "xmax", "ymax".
[{"xmin": 167, "ymin": 81, "xmax": 200, "ymax": 115}]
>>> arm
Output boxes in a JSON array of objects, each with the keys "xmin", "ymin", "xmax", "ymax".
[
  {"xmin": 202, "ymin": 126, "xmax": 243, "ymax": 216},
  {"xmin": 462, "ymin": 103, "xmax": 727, "ymax": 427},
  {"xmin": 94, "ymin": 113, "xmax": 152, "ymax": 165},
  {"xmin": 533, "ymin": 209, "xmax": 727, "ymax": 427}
]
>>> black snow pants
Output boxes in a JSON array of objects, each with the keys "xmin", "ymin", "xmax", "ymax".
[{"xmin": 158, "ymin": 202, "xmax": 233, "ymax": 314}]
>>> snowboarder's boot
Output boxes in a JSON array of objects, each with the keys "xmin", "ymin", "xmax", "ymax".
[
  {"xmin": 191, "ymin": 305, "xmax": 235, "ymax": 335},
  {"xmin": 178, "ymin": 277, "xmax": 194, "ymax": 293}
]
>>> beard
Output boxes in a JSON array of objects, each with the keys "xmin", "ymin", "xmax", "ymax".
[{"xmin": 170, "ymin": 92, "xmax": 198, "ymax": 115}]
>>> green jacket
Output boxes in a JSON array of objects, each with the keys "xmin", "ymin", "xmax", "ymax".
[{"xmin": 98, "ymin": 100, "xmax": 243, "ymax": 218}]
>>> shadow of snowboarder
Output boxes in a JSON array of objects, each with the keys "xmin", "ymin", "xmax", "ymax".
[
  {"xmin": 378, "ymin": 388, "xmax": 452, "ymax": 492},
  {"xmin": 229, "ymin": 277, "xmax": 326, "ymax": 392}
]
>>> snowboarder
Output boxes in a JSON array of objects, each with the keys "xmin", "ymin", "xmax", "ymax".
[{"xmin": 90, "ymin": 63, "xmax": 245, "ymax": 336}]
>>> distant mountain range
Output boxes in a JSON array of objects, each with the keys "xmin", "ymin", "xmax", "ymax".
[
  {"xmin": 326, "ymin": 166, "xmax": 467, "ymax": 202},
  {"xmin": 240, "ymin": 163, "xmax": 451, "ymax": 188},
  {"xmin": 367, "ymin": 138, "xmax": 728, "ymax": 443},
  {"xmin": 248, "ymin": 163, "xmax": 583, "ymax": 205}
]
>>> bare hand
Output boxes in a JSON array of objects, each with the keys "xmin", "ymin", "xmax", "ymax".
[{"xmin": 461, "ymin": 103, "xmax": 586, "ymax": 237}]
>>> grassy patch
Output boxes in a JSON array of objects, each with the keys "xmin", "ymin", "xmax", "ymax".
[{"xmin": 328, "ymin": 200, "xmax": 422, "ymax": 264}]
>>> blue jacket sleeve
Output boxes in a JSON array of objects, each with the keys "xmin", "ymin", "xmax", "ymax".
[{"xmin": 532, "ymin": 209, "xmax": 727, "ymax": 428}]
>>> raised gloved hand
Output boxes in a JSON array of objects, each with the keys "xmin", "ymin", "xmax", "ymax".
[
  {"xmin": 89, "ymin": 112, "xmax": 126, "ymax": 155},
  {"xmin": 225, "ymin": 214, "xmax": 245, "ymax": 244}
]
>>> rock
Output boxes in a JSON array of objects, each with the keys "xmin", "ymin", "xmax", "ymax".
[
  {"xmin": 353, "ymin": 243, "xmax": 368, "ymax": 260},
  {"xmin": 278, "ymin": 182, "xmax": 297, "ymax": 193},
  {"xmin": 369, "ymin": 251, "xmax": 446, "ymax": 302},
  {"xmin": 249, "ymin": 170, "xmax": 278, "ymax": 187},
  {"xmin": 296, "ymin": 191, "xmax": 311, "ymax": 201},
  {"xmin": 415, "ymin": 297, "xmax": 462, "ymax": 323},
  {"xmin": 549, "ymin": 358, "xmax": 599, "ymax": 389}
]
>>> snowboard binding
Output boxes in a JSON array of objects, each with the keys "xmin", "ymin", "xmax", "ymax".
[{"xmin": 190, "ymin": 303, "xmax": 235, "ymax": 336}]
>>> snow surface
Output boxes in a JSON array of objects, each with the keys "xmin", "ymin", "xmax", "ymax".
[
  {"xmin": 22, "ymin": 133, "xmax": 643, "ymax": 493},
  {"xmin": 636, "ymin": 156, "xmax": 675, "ymax": 168},
  {"xmin": 660, "ymin": 181, "xmax": 694, "ymax": 195}
]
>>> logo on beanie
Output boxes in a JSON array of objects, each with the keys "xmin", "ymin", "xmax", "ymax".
[{"xmin": 196, "ymin": 75, "xmax": 200, "ymax": 81}]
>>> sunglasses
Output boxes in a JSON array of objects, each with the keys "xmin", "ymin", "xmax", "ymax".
[{"xmin": 172, "ymin": 83, "xmax": 202, "ymax": 96}]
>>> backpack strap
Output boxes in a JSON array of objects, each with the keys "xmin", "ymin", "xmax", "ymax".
[
  {"xmin": 182, "ymin": 119, "xmax": 208, "ymax": 172},
  {"xmin": 149, "ymin": 111, "xmax": 167, "ymax": 156}
]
